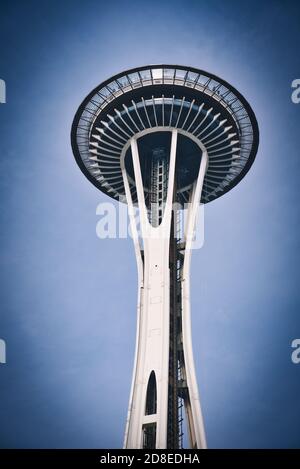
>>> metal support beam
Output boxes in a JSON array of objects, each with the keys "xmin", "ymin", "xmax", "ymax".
[{"xmin": 121, "ymin": 128, "xmax": 208, "ymax": 449}]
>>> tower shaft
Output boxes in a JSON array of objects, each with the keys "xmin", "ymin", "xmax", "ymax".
[
  {"xmin": 167, "ymin": 205, "xmax": 180, "ymax": 448},
  {"xmin": 122, "ymin": 130, "xmax": 208, "ymax": 449}
]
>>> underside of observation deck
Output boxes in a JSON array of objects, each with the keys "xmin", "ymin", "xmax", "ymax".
[{"xmin": 71, "ymin": 65, "xmax": 259, "ymax": 206}]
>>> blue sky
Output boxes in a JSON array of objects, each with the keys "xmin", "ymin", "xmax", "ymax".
[{"xmin": 0, "ymin": 0, "xmax": 299, "ymax": 448}]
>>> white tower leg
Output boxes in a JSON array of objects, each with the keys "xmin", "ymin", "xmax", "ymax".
[
  {"xmin": 181, "ymin": 147, "xmax": 208, "ymax": 449},
  {"xmin": 121, "ymin": 129, "xmax": 208, "ymax": 449}
]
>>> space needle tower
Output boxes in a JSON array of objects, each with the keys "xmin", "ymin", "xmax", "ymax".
[{"xmin": 71, "ymin": 65, "xmax": 259, "ymax": 449}]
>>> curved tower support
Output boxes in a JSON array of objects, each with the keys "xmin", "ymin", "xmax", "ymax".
[
  {"xmin": 122, "ymin": 129, "xmax": 208, "ymax": 449},
  {"xmin": 181, "ymin": 148, "xmax": 208, "ymax": 449},
  {"xmin": 122, "ymin": 131, "xmax": 178, "ymax": 449}
]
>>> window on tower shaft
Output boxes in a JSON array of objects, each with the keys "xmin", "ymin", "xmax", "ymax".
[
  {"xmin": 145, "ymin": 370, "xmax": 157, "ymax": 415},
  {"xmin": 142, "ymin": 423, "xmax": 156, "ymax": 449}
]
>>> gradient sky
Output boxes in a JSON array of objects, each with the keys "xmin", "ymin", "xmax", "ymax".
[{"xmin": 0, "ymin": 0, "xmax": 300, "ymax": 449}]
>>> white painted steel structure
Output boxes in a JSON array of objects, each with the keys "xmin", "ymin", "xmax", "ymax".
[
  {"xmin": 71, "ymin": 65, "xmax": 259, "ymax": 449},
  {"xmin": 121, "ymin": 129, "xmax": 207, "ymax": 448}
]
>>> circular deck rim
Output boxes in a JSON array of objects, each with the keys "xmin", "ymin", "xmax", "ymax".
[{"xmin": 71, "ymin": 64, "xmax": 259, "ymax": 204}]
